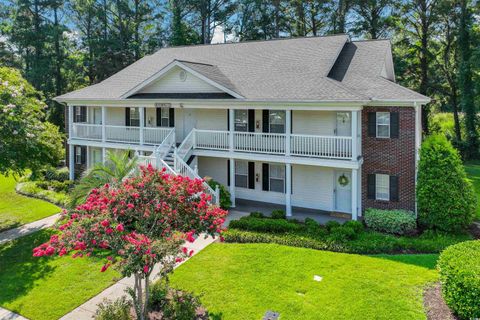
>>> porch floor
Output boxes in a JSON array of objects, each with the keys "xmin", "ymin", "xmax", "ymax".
[{"xmin": 226, "ymin": 199, "xmax": 349, "ymax": 225}]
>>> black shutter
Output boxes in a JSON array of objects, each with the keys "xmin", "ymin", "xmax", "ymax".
[
  {"xmin": 262, "ymin": 110, "xmax": 269, "ymax": 133},
  {"xmin": 390, "ymin": 176, "xmax": 399, "ymax": 201},
  {"xmin": 227, "ymin": 110, "xmax": 230, "ymax": 131},
  {"xmin": 81, "ymin": 106, "xmax": 87, "ymax": 122},
  {"xmin": 367, "ymin": 174, "xmax": 376, "ymax": 199},
  {"xmin": 248, "ymin": 110, "xmax": 255, "ymax": 132},
  {"xmin": 81, "ymin": 147, "xmax": 86, "ymax": 164},
  {"xmin": 125, "ymin": 108, "xmax": 131, "ymax": 126},
  {"xmin": 156, "ymin": 108, "xmax": 161, "ymax": 127},
  {"xmin": 390, "ymin": 112, "xmax": 399, "ymax": 138},
  {"xmin": 169, "ymin": 108, "xmax": 175, "ymax": 127},
  {"xmin": 248, "ymin": 162, "xmax": 255, "ymax": 189},
  {"xmin": 227, "ymin": 160, "xmax": 230, "ymax": 186},
  {"xmin": 262, "ymin": 163, "xmax": 269, "ymax": 191},
  {"xmin": 290, "ymin": 111, "xmax": 293, "ymax": 133},
  {"xmin": 368, "ymin": 112, "xmax": 376, "ymax": 137}
]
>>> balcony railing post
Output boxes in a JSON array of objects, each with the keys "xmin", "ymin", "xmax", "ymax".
[
  {"xmin": 229, "ymin": 109, "xmax": 234, "ymax": 152},
  {"xmin": 351, "ymin": 110, "xmax": 358, "ymax": 161},
  {"xmin": 139, "ymin": 107, "xmax": 145, "ymax": 145},
  {"xmin": 101, "ymin": 106, "xmax": 106, "ymax": 143},
  {"xmin": 286, "ymin": 109, "xmax": 291, "ymax": 156}
]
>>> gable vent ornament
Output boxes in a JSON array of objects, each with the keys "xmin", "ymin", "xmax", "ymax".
[{"xmin": 179, "ymin": 70, "xmax": 187, "ymax": 82}]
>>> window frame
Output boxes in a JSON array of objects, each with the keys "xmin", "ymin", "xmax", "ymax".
[
  {"xmin": 234, "ymin": 160, "xmax": 249, "ymax": 188},
  {"xmin": 160, "ymin": 108, "xmax": 170, "ymax": 127},
  {"xmin": 129, "ymin": 107, "xmax": 140, "ymax": 127},
  {"xmin": 376, "ymin": 112, "xmax": 390, "ymax": 138},
  {"xmin": 75, "ymin": 146, "xmax": 82, "ymax": 165},
  {"xmin": 375, "ymin": 174, "xmax": 390, "ymax": 201},
  {"xmin": 269, "ymin": 163, "xmax": 285, "ymax": 193},
  {"xmin": 269, "ymin": 110, "xmax": 286, "ymax": 134},
  {"xmin": 234, "ymin": 110, "xmax": 248, "ymax": 132}
]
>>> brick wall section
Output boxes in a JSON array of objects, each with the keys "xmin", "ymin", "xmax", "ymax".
[{"xmin": 361, "ymin": 106, "xmax": 416, "ymax": 212}]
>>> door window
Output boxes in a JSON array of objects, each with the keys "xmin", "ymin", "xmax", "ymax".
[
  {"xmin": 269, "ymin": 111, "xmax": 285, "ymax": 133},
  {"xmin": 234, "ymin": 110, "xmax": 248, "ymax": 132}
]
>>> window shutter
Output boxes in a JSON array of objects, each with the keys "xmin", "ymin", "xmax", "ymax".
[
  {"xmin": 156, "ymin": 108, "xmax": 161, "ymax": 127},
  {"xmin": 262, "ymin": 110, "xmax": 269, "ymax": 133},
  {"xmin": 367, "ymin": 174, "xmax": 376, "ymax": 199},
  {"xmin": 227, "ymin": 110, "xmax": 230, "ymax": 131},
  {"xmin": 368, "ymin": 112, "xmax": 376, "ymax": 137},
  {"xmin": 169, "ymin": 108, "xmax": 175, "ymax": 127},
  {"xmin": 81, "ymin": 147, "xmax": 86, "ymax": 164},
  {"xmin": 390, "ymin": 112, "xmax": 399, "ymax": 138},
  {"xmin": 262, "ymin": 163, "xmax": 269, "ymax": 191},
  {"xmin": 227, "ymin": 160, "xmax": 230, "ymax": 186},
  {"xmin": 290, "ymin": 111, "xmax": 293, "ymax": 133},
  {"xmin": 390, "ymin": 176, "xmax": 399, "ymax": 201},
  {"xmin": 248, "ymin": 110, "xmax": 255, "ymax": 132},
  {"xmin": 125, "ymin": 108, "xmax": 131, "ymax": 126},
  {"xmin": 248, "ymin": 162, "xmax": 255, "ymax": 189}
]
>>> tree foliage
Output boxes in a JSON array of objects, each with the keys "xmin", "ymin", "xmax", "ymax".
[
  {"xmin": 417, "ymin": 135, "xmax": 476, "ymax": 232},
  {"xmin": 0, "ymin": 67, "xmax": 63, "ymax": 176}
]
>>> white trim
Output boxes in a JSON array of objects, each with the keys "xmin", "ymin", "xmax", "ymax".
[
  {"xmin": 351, "ymin": 168, "xmax": 358, "ymax": 220},
  {"xmin": 376, "ymin": 112, "xmax": 390, "ymax": 138},
  {"xmin": 120, "ymin": 60, "xmax": 245, "ymax": 99},
  {"xmin": 68, "ymin": 139, "xmax": 157, "ymax": 152},
  {"xmin": 229, "ymin": 158, "xmax": 236, "ymax": 207}
]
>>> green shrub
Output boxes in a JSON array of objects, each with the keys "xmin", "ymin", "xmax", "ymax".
[
  {"xmin": 417, "ymin": 135, "xmax": 476, "ymax": 233},
  {"xmin": 304, "ymin": 218, "xmax": 319, "ymax": 233},
  {"xmin": 44, "ymin": 166, "xmax": 70, "ymax": 182},
  {"xmin": 249, "ymin": 211, "xmax": 264, "ymax": 218},
  {"xmin": 343, "ymin": 220, "xmax": 364, "ymax": 233},
  {"xmin": 95, "ymin": 297, "xmax": 131, "ymax": 320},
  {"xmin": 229, "ymin": 217, "xmax": 302, "ymax": 233},
  {"xmin": 207, "ymin": 179, "xmax": 231, "ymax": 209},
  {"xmin": 271, "ymin": 209, "xmax": 286, "ymax": 219},
  {"xmin": 325, "ymin": 220, "xmax": 341, "ymax": 231},
  {"xmin": 364, "ymin": 209, "xmax": 416, "ymax": 235},
  {"xmin": 437, "ymin": 240, "xmax": 480, "ymax": 319},
  {"xmin": 148, "ymin": 280, "xmax": 168, "ymax": 311},
  {"xmin": 327, "ymin": 226, "xmax": 356, "ymax": 242},
  {"xmin": 17, "ymin": 181, "xmax": 68, "ymax": 207}
]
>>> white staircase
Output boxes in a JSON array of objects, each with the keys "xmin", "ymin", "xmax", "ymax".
[{"xmin": 136, "ymin": 128, "xmax": 220, "ymax": 205}]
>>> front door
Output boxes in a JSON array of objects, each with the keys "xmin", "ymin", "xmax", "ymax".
[
  {"xmin": 93, "ymin": 107, "xmax": 102, "ymax": 124},
  {"xmin": 183, "ymin": 109, "xmax": 196, "ymax": 139},
  {"xmin": 335, "ymin": 170, "xmax": 352, "ymax": 213},
  {"xmin": 336, "ymin": 112, "xmax": 351, "ymax": 136}
]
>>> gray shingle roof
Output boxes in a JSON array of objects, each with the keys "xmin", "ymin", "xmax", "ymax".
[{"xmin": 56, "ymin": 35, "xmax": 429, "ymax": 103}]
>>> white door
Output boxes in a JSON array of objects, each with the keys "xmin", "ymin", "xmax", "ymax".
[
  {"xmin": 183, "ymin": 109, "xmax": 196, "ymax": 139},
  {"xmin": 92, "ymin": 149, "xmax": 103, "ymax": 164},
  {"xmin": 336, "ymin": 112, "xmax": 351, "ymax": 136},
  {"xmin": 93, "ymin": 107, "xmax": 102, "ymax": 124},
  {"xmin": 335, "ymin": 171, "xmax": 352, "ymax": 213}
]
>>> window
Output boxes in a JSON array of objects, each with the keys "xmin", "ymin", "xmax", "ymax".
[
  {"xmin": 375, "ymin": 174, "xmax": 390, "ymax": 201},
  {"xmin": 160, "ymin": 108, "xmax": 169, "ymax": 127},
  {"xmin": 269, "ymin": 110, "xmax": 285, "ymax": 133},
  {"xmin": 129, "ymin": 107, "xmax": 140, "ymax": 127},
  {"xmin": 75, "ymin": 146, "xmax": 83, "ymax": 165},
  {"xmin": 235, "ymin": 161, "xmax": 248, "ymax": 188},
  {"xmin": 269, "ymin": 164, "xmax": 285, "ymax": 193},
  {"xmin": 234, "ymin": 110, "xmax": 248, "ymax": 132},
  {"xmin": 376, "ymin": 112, "xmax": 390, "ymax": 138}
]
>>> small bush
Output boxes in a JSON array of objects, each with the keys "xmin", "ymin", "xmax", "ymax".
[
  {"xmin": 249, "ymin": 211, "xmax": 264, "ymax": 218},
  {"xmin": 271, "ymin": 209, "xmax": 286, "ymax": 219},
  {"xmin": 149, "ymin": 280, "xmax": 169, "ymax": 311},
  {"xmin": 17, "ymin": 181, "xmax": 69, "ymax": 206},
  {"xmin": 229, "ymin": 217, "xmax": 302, "ymax": 233},
  {"xmin": 95, "ymin": 297, "xmax": 131, "ymax": 320},
  {"xmin": 327, "ymin": 226, "xmax": 356, "ymax": 242},
  {"xmin": 364, "ymin": 208, "xmax": 416, "ymax": 235},
  {"xmin": 44, "ymin": 166, "xmax": 70, "ymax": 182},
  {"xmin": 207, "ymin": 179, "xmax": 231, "ymax": 209},
  {"xmin": 304, "ymin": 218, "xmax": 319, "ymax": 233},
  {"xmin": 343, "ymin": 220, "xmax": 364, "ymax": 234},
  {"xmin": 437, "ymin": 240, "xmax": 480, "ymax": 319},
  {"xmin": 417, "ymin": 135, "xmax": 476, "ymax": 233},
  {"xmin": 325, "ymin": 221, "xmax": 340, "ymax": 231}
]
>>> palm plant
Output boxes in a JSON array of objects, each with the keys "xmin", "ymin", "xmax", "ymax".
[{"xmin": 68, "ymin": 150, "xmax": 138, "ymax": 208}]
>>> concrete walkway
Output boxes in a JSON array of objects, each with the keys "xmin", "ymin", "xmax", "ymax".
[
  {"xmin": 0, "ymin": 307, "xmax": 28, "ymax": 320},
  {"xmin": 60, "ymin": 234, "xmax": 217, "ymax": 320},
  {"xmin": 0, "ymin": 213, "xmax": 60, "ymax": 245}
]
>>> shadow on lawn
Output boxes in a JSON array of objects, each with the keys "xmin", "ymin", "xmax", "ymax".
[
  {"xmin": 0, "ymin": 229, "xmax": 57, "ymax": 305},
  {"xmin": 372, "ymin": 254, "xmax": 439, "ymax": 270}
]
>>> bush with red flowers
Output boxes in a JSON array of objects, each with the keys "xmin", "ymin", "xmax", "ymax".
[{"xmin": 33, "ymin": 165, "xmax": 227, "ymax": 320}]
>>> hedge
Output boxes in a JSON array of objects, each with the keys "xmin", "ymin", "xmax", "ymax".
[
  {"xmin": 364, "ymin": 208, "xmax": 416, "ymax": 235},
  {"xmin": 228, "ymin": 217, "xmax": 303, "ymax": 233},
  {"xmin": 437, "ymin": 240, "xmax": 480, "ymax": 319}
]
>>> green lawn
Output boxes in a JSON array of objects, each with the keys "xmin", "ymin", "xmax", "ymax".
[
  {"xmin": 0, "ymin": 230, "xmax": 121, "ymax": 320},
  {"xmin": 170, "ymin": 243, "xmax": 438, "ymax": 320},
  {"xmin": 0, "ymin": 174, "xmax": 60, "ymax": 231},
  {"xmin": 465, "ymin": 161, "xmax": 480, "ymax": 221}
]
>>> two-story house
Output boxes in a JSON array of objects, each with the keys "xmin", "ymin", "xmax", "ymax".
[{"xmin": 55, "ymin": 35, "xmax": 429, "ymax": 221}]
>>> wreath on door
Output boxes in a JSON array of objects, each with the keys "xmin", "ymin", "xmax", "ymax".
[{"xmin": 338, "ymin": 174, "xmax": 349, "ymax": 187}]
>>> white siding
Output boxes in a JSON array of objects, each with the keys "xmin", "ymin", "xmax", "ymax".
[
  {"xmin": 105, "ymin": 107, "xmax": 126, "ymax": 125},
  {"xmin": 292, "ymin": 111, "xmax": 336, "ymax": 136},
  {"xmin": 197, "ymin": 156, "xmax": 228, "ymax": 185},
  {"xmin": 195, "ymin": 109, "xmax": 228, "ymax": 130},
  {"xmin": 291, "ymin": 165, "xmax": 334, "ymax": 211},
  {"xmin": 138, "ymin": 66, "xmax": 222, "ymax": 94}
]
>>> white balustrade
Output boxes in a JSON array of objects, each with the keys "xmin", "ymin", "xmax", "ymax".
[
  {"xmin": 290, "ymin": 134, "xmax": 352, "ymax": 159},
  {"xmin": 143, "ymin": 127, "xmax": 172, "ymax": 145},
  {"xmin": 234, "ymin": 132, "xmax": 285, "ymax": 154},
  {"xmin": 105, "ymin": 125, "xmax": 140, "ymax": 143},
  {"xmin": 72, "ymin": 123, "xmax": 102, "ymax": 140},
  {"xmin": 195, "ymin": 129, "xmax": 229, "ymax": 150}
]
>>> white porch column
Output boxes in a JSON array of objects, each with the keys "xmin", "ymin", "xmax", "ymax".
[
  {"xmin": 351, "ymin": 110, "xmax": 358, "ymax": 161},
  {"xmin": 68, "ymin": 105, "xmax": 74, "ymax": 139},
  {"xmin": 229, "ymin": 109, "xmax": 234, "ymax": 152},
  {"xmin": 229, "ymin": 158, "xmax": 236, "ymax": 207},
  {"xmin": 139, "ymin": 107, "xmax": 145, "ymax": 145},
  {"xmin": 285, "ymin": 163, "xmax": 292, "ymax": 217},
  {"xmin": 69, "ymin": 144, "xmax": 74, "ymax": 180},
  {"xmin": 102, "ymin": 147, "xmax": 106, "ymax": 163},
  {"xmin": 285, "ymin": 109, "xmax": 291, "ymax": 156},
  {"xmin": 101, "ymin": 106, "xmax": 106, "ymax": 143},
  {"xmin": 351, "ymin": 168, "xmax": 358, "ymax": 220},
  {"xmin": 86, "ymin": 146, "xmax": 90, "ymax": 169}
]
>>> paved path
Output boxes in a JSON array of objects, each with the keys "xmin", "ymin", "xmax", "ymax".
[
  {"xmin": 0, "ymin": 307, "xmax": 28, "ymax": 320},
  {"xmin": 60, "ymin": 234, "xmax": 217, "ymax": 320},
  {"xmin": 0, "ymin": 213, "xmax": 60, "ymax": 245}
]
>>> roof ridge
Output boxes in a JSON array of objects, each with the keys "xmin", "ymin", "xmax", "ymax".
[
  {"xmin": 175, "ymin": 59, "xmax": 215, "ymax": 67},
  {"xmin": 324, "ymin": 77, "xmax": 370, "ymax": 100}
]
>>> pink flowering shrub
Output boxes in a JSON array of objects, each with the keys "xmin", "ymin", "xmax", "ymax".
[{"xmin": 33, "ymin": 165, "xmax": 227, "ymax": 320}]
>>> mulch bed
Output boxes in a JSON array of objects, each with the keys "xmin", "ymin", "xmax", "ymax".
[{"xmin": 424, "ymin": 283, "xmax": 457, "ymax": 320}]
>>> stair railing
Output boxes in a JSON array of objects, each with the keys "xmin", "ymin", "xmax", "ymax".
[
  {"xmin": 176, "ymin": 129, "xmax": 195, "ymax": 160},
  {"xmin": 155, "ymin": 128, "xmax": 176, "ymax": 160}
]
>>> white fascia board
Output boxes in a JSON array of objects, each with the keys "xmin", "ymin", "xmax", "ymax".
[
  {"xmin": 119, "ymin": 60, "xmax": 244, "ymax": 99},
  {"xmin": 67, "ymin": 139, "xmax": 156, "ymax": 152},
  {"xmin": 366, "ymin": 99, "xmax": 430, "ymax": 107},
  {"xmin": 193, "ymin": 149, "xmax": 361, "ymax": 169}
]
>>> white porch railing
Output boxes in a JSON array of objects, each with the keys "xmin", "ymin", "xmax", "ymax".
[
  {"xmin": 177, "ymin": 130, "xmax": 196, "ymax": 159},
  {"xmin": 190, "ymin": 129, "xmax": 352, "ymax": 160},
  {"xmin": 137, "ymin": 154, "xmax": 177, "ymax": 175},
  {"xmin": 155, "ymin": 129, "xmax": 176, "ymax": 159},
  {"xmin": 72, "ymin": 123, "xmax": 102, "ymax": 140},
  {"xmin": 144, "ymin": 127, "xmax": 173, "ymax": 145},
  {"xmin": 105, "ymin": 125, "xmax": 140, "ymax": 143}
]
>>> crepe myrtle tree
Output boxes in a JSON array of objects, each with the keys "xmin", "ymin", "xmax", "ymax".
[{"xmin": 33, "ymin": 165, "xmax": 227, "ymax": 320}]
